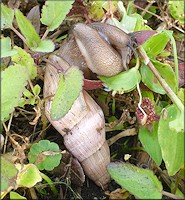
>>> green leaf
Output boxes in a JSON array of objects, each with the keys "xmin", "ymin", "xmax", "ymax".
[
  {"xmin": 107, "ymin": 162, "xmax": 162, "ymax": 199},
  {"xmin": 168, "ymin": 1, "xmax": 184, "ymax": 25},
  {"xmin": 30, "ymin": 39, "xmax": 55, "ymax": 53},
  {"xmin": 140, "ymin": 59, "xmax": 177, "ymax": 94},
  {"xmin": 51, "ymin": 66, "xmax": 83, "ymax": 120},
  {"xmin": 1, "ymin": 37, "xmax": 17, "ymax": 58},
  {"xmin": 98, "ymin": 67, "xmax": 141, "ymax": 94},
  {"xmin": 131, "ymin": 13, "xmax": 152, "ymax": 31},
  {"xmin": 1, "ymin": 3, "xmax": 14, "ymax": 29},
  {"xmin": 12, "ymin": 47, "xmax": 37, "ymax": 80},
  {"xmin": 139, "ymin": 122, "xmax": 162, "ymax": 165},
  {"xmin": 1, "ymin": 64, "xmax": 29, "ymax": 122},
  {"xmin": 141, "ymin": 91, "xmax": 155, "ymax": 104},
  {"xmin": 1, "ymin": 156, "xmax": 18, "ymax": 193},
  {"xmin": 15, "ymin": 9, "xmax": 40, "ymax": 48},
  {"xmin": 120, "ymin": 13, "xmax": 137, "ymax": 32},
  {"xmin": 10, "ymin": 192, "xmax": 27, "ymax": 200},
  {"xmin": 28, "ymin": 140, "xmax": 62, "ymax": 171},
  {"xmin": 33, "ymin": 84, "xmax": 41, "ymax": 96},
  {"xmin": 158, "ymin": 104, "xmax": 184, "ymax": 176},
  {"xmin": 41, "ymin": 1, "xmax": 74, "ymax": 32},
  {"xmin": 177, "ymin": 88, "xmax": 185, "ymax": 105},
  {"xmin": 23, "ymin": 89, "xmax": 34, "ymax": 99},
  {"xmin": 142, "ymin": 31, "xmax": 171, "ymax": 57},
  {"xmin": 16, "ymin": 164, "xmax": 42, "ymax": 188}
]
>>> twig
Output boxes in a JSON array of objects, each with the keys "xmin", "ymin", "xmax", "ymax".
[
  {"xmin": 42, "ymin": 57, "xmax": 63, "ymax": 73},
  {"xmin": 10, "ymin": 26, "xmax": 29, "ymax": 46},
  {"xmin": 162, "ymin": 190, "xmax": 184, "ymax": 199},
  {"xmin": 41, "ymin": 29, "xmax": 49, "ymax": 40},
  {"xmin": 133, "ymin": 4, "xmax": 184, "ymax": 34},
  {"xmin": 107, "ymin": 128, "xmax": 137, "ymax": 146},
  {"xmin": 141, "ymin": 1, "xmax": 155, "ymax": 17},
  {"xmin": 137, "ymin": 46, "xmax": 184, "ymax": 112}
]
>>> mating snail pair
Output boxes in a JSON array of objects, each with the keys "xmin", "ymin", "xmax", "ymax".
[{"xmin": 43, "ymin": 22, "xmax": 136, "ymax": 188}]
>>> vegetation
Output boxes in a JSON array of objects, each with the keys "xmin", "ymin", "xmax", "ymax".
[{"xmin": 1, "ymin": 0, "xmax": 184, "ymax": 199}]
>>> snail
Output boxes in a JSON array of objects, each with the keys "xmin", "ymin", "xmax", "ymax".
[{"xmin": 43, "ymin": 22, "xmax": 135, "ymax": 188}]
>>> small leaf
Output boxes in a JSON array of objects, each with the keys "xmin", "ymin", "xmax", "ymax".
[
  {"xmin": 158, "ymin": 104, "xmax": 184, "ymax": 176},
  {"xmin": 140, "ymin": 59, "xmax": 177, "ymax": 94},
  {"xmin": 12, "ymin": 47, "xmax": 37, "ymax": 80},
  {"xmin": 27, "ymin": 5, "xmax": 40, "ymax": 34},
  {"xmin": 23, "ymin": 89, "xmax": 33, "ymax": 99},
  {"xmin": 41, "ymin": 1, "xmax": 74, "ymax": 32},
  {"xmin": 16, "ymin": 164, "xmax": 42, "ymax": 188},
  {"xmin": 15, "ymin": 9, "xmax": 41, "ymax": 48},
  {"xmin": 1, "ymin": 3, "xmax": 14, "ymax": 29},
  {"xmin": 10, "ymin": 192, "xmax": 26, "ymax": 200},
  {"xmin": 28, "ymin": 140, "xmax": 62, "ymax": 171},
  {"xmin": 168, "ymin": 1, "xmax": 184, "ymax": 25},
  {"xmin": 1, "ymin": 156, "xmax": 18, "ymax": 193},
  {"xmin": 142, "ymin": 31, "xmax": 171, "ymax": 57},
  {"xmin": 98, "ymin": 67, "xmax": 141, "ymax": 93},
  {"xmin": 33, "ymin": 84, "xmax": 41, "ymax": 96},
  {"xmin": 1, "ymin": 37, "xmax": 17, "ymax": 58},
  {"xmin": 1, "ymin": 64, "xmax": 29, "ymax": 122},
  {"xmin": 30, "ymin": 39, "xmax": 55, "ymax": 53},
  {"xmin": 139, "ymin": 122, "xmax": 162, "ymax": 165},
  {"xmin": 107, "ymin": 162, "xmax": 162, "ymax": 199},
  {"xmin": 51, "ymin": 66, "xmax": 83, "ymax": 120}
]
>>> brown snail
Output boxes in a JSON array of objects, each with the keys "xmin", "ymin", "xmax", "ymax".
[{"xmin": 44, "ymin": 22, "xmax": 135, "ymax": 188}]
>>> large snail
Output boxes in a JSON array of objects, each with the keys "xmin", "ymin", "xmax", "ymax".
[{"xmin": 43, "ymin": 22, "xmax": 135, "ymax": 188}]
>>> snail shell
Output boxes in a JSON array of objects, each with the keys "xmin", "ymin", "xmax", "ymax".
[{"xmin": 43, "ymin": 54, "xmax": 110, "ymax": 188}]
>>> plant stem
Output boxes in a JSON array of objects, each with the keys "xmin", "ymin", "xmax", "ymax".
[
  {"xmin": 163, "ymin": 30, "xmax": 179, "ymax": 88},
  {"xmin": 107, "ymin": 128, "xmax": 137, "ymax": 146},
  {"xmin": 162, "ymin": 190, "xmax": 184, "ymax": 199},
  {"xmin": 137, "ymin": 46, "xmax": 184, "ymax": 112},
  {"xmin": 41, "ymin": 29, "xmax": 49, "ymax": 40},
  {"xmin": 10, "ymin": 26, "xmax": 28, "ymax": 46},
  {"xmin": 40, "ymin": 172, "xmax": 58, "ymax": 197}
]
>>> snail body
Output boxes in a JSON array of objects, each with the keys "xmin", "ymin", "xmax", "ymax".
[
  {"xmin": 44, "ymin": 23, "xmax": 135, "ymax": 188},
  {"xmin": 44, "ymin": 54, "xmax": 110, "ymax": 188}
]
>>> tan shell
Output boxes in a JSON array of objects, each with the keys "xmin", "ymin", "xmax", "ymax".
[{"xmin": 43, "ymin": 54, "xmax": 110, "ymax": 188}]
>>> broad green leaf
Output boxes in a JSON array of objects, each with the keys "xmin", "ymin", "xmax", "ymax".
[
  {"xmin": 169, "ymin": 109, "xmax": 184, "ymax": 133},
  {"xmin": 98, "ymin": 67, "xmax": 141, "ymax": 93},
  {"xmin": 1, "ymin": 37, "xmax": 17, "ymax": 58},
  {"xmin": 121, "ymin": 14, "xmax": 137, "ymax": 32},
  {"xmin": 30, "ymin": 39, "xmax": 55, "ymax": 53},
  {"xmin": 51, "ymin": 66, "xmax": 83, "ymax": 120},
  {"xmin": 12, "ymin": 47, "xmax": 37, "ymax": 80},
  {"xmin": 10, "ymin": 192, "xmax": 26, "ymax": 200},
  {"xmin": 28, "ymin": 140, "xmax": 62, "ymax": 171},
  {"xmin": 1, "ymin": 64, "xmax": 29, "ymax": 122},
  {"xmin": 41, "ymin": 1, "xmax": 74, "ymax": 32},
  {"xmin": 1, "ymin": 3, "xmax": 14, "ymax": 29},
  {"xmin": 168, "ymin": 1, "xmax": 184, "ymax": 25},
  {"xmin": 142, "ymin": 31, "xmax": 171, "ymax": 57},
  {"xmin": 16, "ymin": 164, "xmax": 42, "ymax": 188},
  {"xmin": 107, "ymin": 162, "xmax": 162, "ymax": 199},
  {"xmin": 158, "ymin": 104, "xmax": 184, "ymax": 176},
  {"xmin": 139, "ymin": 122, "xmax": 162, "ymax": 165},
  {"xmin": 15, "ymin": 9, "xmax": 41, "ymax": 48},
  {"xmin": 140, "ymin": 59, "xmax": 177, "ymax": 94},
  {"xmin": 1, "ymin": 156, "xmax": 18, "ymax": 193}
]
